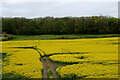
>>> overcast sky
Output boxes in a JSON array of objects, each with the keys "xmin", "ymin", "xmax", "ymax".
[{"xmin": 2, "ymin": 0, "xmax": 120, "ymax": 18}]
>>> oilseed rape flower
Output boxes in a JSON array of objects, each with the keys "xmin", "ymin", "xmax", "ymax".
[{"xmin": 1, "ymin": 37, "xmax": 119, "ymax": 78}]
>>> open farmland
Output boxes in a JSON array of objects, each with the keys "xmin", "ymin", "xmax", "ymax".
[{"xmin": 1, "ymin": 37, "xmax": 119, "ymax": 79}]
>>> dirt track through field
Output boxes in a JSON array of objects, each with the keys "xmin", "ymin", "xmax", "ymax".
[
  {"xmin": 46, "ymin": 57, "xmax": 58, "ymax": 78},
  {"xmin": 41, "ymin": 58, "xmax": 48, "ymax": 79},
  {"xmin": 35, "ymin": 47, "xmax": 60, "ymax": 80}
]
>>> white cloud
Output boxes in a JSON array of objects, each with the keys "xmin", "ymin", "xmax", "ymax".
[
  {"xmin": 3, "ymin": 0, "xmax": 120, "ymax": 2},
  {"xmin": 2, "ymin": 2, "xmax": 118, "ymax": 18}
]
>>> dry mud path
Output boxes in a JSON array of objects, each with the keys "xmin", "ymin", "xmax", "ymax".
[
  {"xmin": 41, "ymin": 58, "xmax": 48, "ymax": 79},
  {"xmin": 46, "ymin": 57, "xmax": 58, "ymax": 78},
  {"xmin": 40, "ymin": 56, "xmax": 64, "ymax": 80},
  {"xmin": 35, "ymin": 47, "xmax": 64, "ymax": 80},
  {"xmin": 40, "ymin": 56, "xmax": 59, "ymax": 79}
]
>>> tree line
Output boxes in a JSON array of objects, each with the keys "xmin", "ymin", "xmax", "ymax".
[{"xmin": 2, "ymin": 16, "xmax": 120, "ymax": 35}]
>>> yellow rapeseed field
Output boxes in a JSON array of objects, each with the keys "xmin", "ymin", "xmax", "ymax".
[
  {"xmin": 1, "ymin": 37, "xmax": 119, "ymax": 78},
  {"xmin": 56, "ymin": 63, "xmax": 118, "ymax": 78},
  {"xmin": 37, "ymin": 37, "xmax": 118, "ymax": 55},
  {"xmin": 49, "ymin": 53, "xmax": 118, "ymax": 64},
  {"xmin": 2, "ymin": 47, "xmax": 43, "ymax": 78}
]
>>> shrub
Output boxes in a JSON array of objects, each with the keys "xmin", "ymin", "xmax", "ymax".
[{"xmin": 2, "ymin": 34, "xmax": 14, "ymax": 41}]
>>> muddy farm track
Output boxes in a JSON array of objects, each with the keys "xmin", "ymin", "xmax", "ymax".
[{"xmin": 35, "ymin": 47, "xmax": 64, "ymax": 80}]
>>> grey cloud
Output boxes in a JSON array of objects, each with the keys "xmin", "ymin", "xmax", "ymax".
[{"xmin": 2, "ymin": 2, "xmax": 118, "ymax": 18}]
